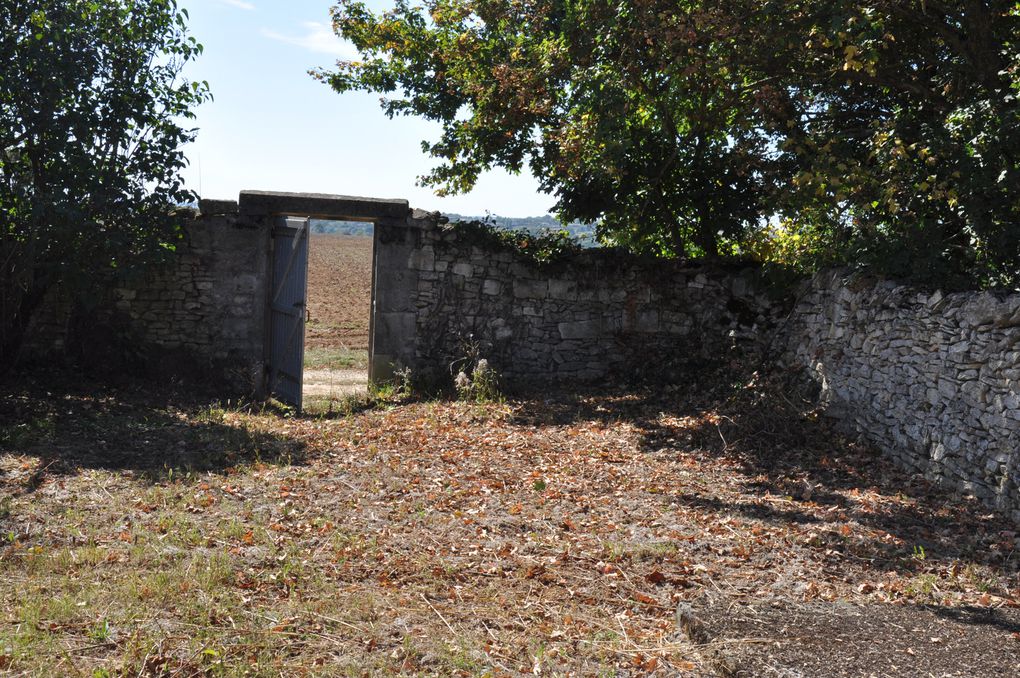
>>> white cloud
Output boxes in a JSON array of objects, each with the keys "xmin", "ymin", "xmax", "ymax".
[
  {"xmin": 218, "ymin": 0, "xmax": 255, "ymax": 9},
  {"xmin": 261, "ymin": 22, "xmax": 357, "ymax": 58}
]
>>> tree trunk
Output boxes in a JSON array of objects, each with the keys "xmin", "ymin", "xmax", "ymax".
[{"xmin": 695, "ymin": 204, "xmax": 719, "ymax": 261}]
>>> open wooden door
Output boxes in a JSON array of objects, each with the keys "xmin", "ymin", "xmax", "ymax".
[{"xmin": 266, "ymin": 217, "xmax": 309, "ymax": 411}]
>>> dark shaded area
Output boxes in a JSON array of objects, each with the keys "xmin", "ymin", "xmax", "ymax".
[
  {"xmin": 0, "ymin": 366, "xmax": 304, "ymax": 485},
  {"xmin": 700, "ymin": 599, "xmax": 1020, "ymax": 678},
  {"xmin": 20, "ymin": 303, "xmax": 259, "ymax": 401},
  {"xmin": 929, "ymin": 603, "xmax": 1020, "ymax": 634}
]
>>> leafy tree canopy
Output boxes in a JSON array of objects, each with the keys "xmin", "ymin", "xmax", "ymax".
[
  {"xmin": 322, "ymin": 0, "xmax": 1019, "ymax": 288},
  {"xmin": 0, "ymin": 0, "xmax": 209, "ymax": 369},
  {"xmin": 776, "ymin": 1, "xmax": 1020, "ymax": 288}
]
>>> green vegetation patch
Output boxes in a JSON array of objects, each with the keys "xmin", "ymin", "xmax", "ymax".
[{"xmin": 303, "ymin": 347, "xmax": 368, "ymax": 371}]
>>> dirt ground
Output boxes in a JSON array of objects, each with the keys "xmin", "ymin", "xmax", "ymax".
[
  {"xmin": 305, "ymin": 234, "xmax": 373, "ymax": 353},
  {"xmin": 1, "ymin": 365, "xmax": 1018, "ymax": 676},
  {"xmin": 302, "ymin": 369, "xmax": 369, "ymax": 398}
]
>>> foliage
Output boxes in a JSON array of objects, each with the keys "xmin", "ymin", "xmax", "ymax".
[
  {"xmin": 450, "ymin": 334, "xmax": 502, "ymax": 403},
  {"xmin": 453, "ymin": 358, "xmax": 502, "ymax": 403},
  {"xmin": 770, "ymin": 0, "xmax": 1020, "ymax": 288},
  {"xmin": 323, "ymin": 0, "xmax": 1019, "ymax": 288},
  {"xmin": 320, "ymin": 0, "xmax": 789, "ymax": 260},
  {"xmin": 449, "ymin": 219, "xmax": 583, "ymax": 264},
  {"xmin": 444, "ymin": 212, "xmax": 597, "ymax": 245},
  {"xmin": 0, "ymin": 0, "xmax": 210, "ymax": 370}
]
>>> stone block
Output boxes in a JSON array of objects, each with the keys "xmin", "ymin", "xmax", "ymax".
[
  {"xmin": 199, "ymin": 198, "xmax": 239, "ymax": 215},
  {"xmin": 548, "ymin": 279, "xmax": 576, "ymax": 300},
  {"xmin": 452, "ymin": 262, "xmax": 474, "ymax": 277},
  {"xmin": 407, "ymin": 247, "xmax": 435, "ymax": 272},
  {"xmin": 239, "ymin": 190, "xmax": 409, "ymax": 221},
  {"xmin": 558, "ymin": 320, "xmax": 600, "ymax": 340},
  {"xmin": 375, "ymin": 312, "xmax": 417, "ymax": 352},
  {"xmin": 514, "ymin": 279, "xmax": 548, "ymax": 299}
]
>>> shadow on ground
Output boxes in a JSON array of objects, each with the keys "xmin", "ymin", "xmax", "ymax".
[
  {"xmin": 511, "ymin": 360, "xmax": 1019, "ymax": 587},
  {"xmin": 0, "ymin": 367, "xmax": 305, "ymax": 483}
]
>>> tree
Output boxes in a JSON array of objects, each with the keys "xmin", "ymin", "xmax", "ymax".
[
  {"xmin": 324, "ymin": 0, "xmax": 1019, "ymax": 287},
  {"xmin": 0, "ymin": 0, "xmax": 209, "ymax": 371},
  {"xmin": 320, "ymin": 0, "xmax": 793, "ymax": 259},
  {"xmin": 772, "ymin": 1, "xmax": 1020, "ymax": 287}
]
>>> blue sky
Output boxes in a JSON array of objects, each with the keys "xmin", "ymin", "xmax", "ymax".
[{"xmin": 177, "ymin": 0, "xmax": 550, "ymax": 216}]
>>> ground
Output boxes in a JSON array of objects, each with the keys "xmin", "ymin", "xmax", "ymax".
[{"xmin": 1, "ymin": 366, "xmax": 1018, "ymax": 677}]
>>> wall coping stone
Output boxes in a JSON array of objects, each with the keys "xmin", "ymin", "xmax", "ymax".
[
  {"xmin": 238, "ymin": 190, "xmax": 410, "ymax": 221},
  {"xmin": 199, "ymin": 198, "xmax": 239, "ymax": 216}
]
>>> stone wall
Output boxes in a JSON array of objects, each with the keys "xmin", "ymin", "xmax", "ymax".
[
  {"xmin": 380, "ymin": 221, "xmax": 1020, "ymax": 519},
  {"xmin": 108, "ymin": 209, "xmax": 271, "ymax": 390},
  {"xmin": 25, "ymin": 204, "xmax": 271, "ymax": 393},
  {"xmin": 784, "ymin": 270, "xmax": 1020, "ymax": 519},
  {"xmin": 371, "ymin": 219, "xmax": 785, "ymax": 384}
]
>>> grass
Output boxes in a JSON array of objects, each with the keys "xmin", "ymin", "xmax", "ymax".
[{"xmin": 302, "ymin": 346, "xmax": 368, "ymax": 371}]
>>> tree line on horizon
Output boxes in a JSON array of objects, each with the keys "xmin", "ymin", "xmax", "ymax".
[{"xmin": 311, "ymin": 214, "xmax": 596, "ymax": 244}]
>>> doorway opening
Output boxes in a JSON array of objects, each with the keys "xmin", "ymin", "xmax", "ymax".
[
  {"xmin": 302, "ymin": 219, "xmax": 373, "ymax": 412},
  {"xmin": 252, "ymin": 190, "xmax": 412, "ymax": 414}
]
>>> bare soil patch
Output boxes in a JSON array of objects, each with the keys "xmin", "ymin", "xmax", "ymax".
[
  {"xmin": 302, "ymin": 368, "xmax": 368, "ymax": 399},
  {"xmin": 305, "ymin": 234, "xmax": 372, "ymax": 353},
  {"xmin": 1, "ymin": 367, "xmax": 1018, "ymax": 676},
  {"xmin": 301, "ymin": 365, "xmax": 369, "ymax": 413}
]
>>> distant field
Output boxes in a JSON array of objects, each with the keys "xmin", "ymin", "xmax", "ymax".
[{"xmin": 305, "ymin": 234, "xmax": 372, "ymax": 360}]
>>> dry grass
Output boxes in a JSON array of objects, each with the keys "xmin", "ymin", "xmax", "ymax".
[{"xmin": 2, "ymin": 366, "xmax": 1018, "ymax": 676}]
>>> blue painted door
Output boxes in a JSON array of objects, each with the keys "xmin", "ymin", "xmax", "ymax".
[{"xmin": 267, "ymin": 217, "xmax": 309, "ymax": 411}]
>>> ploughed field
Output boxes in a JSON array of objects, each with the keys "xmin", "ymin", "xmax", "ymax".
[
  {"xmin": 304, "ymin": 234, "xmax": 372, "ymax": 368},
  {"xmin": 302, "ymin": 234, "xmax": 373, "ymax": 404},
  {"xmin": 1, "ymin": 365, "xmax": 1019, "ymax": 676}
]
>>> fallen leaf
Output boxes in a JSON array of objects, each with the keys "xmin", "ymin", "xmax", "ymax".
[{"xmin": 646, "ymin": 570, "xmax": 667, "ymax": 585}]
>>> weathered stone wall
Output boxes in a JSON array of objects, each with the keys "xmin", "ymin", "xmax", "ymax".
[
  {"xmin": 25, "ymin": 204, "xmax": 271, "ymax": 393},
  {"xmin": 372, "ymin": 219, "xmax": 785, "ymax": 384},
  {"xmin": 380, "ymin": 221, "xmax": 1020, "ymax": 519},
  {"xmin": 784, "ymin": 270, "xmax": 1020, "ymax": 519},
  {"xmin": 107, "ymin": 209, "xmax": 270, "ymax": 390}
]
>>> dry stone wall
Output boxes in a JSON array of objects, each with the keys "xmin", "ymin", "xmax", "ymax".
[
  {"xmin": 25, "ymin": 203, "xmax": 270, "ymax": 392},
  {"xmin": 21, "ymin": 192, "xmax": 1020, "ymax": 520},
  {"xmin": 784, "ymin": 270, "xmax": 1020, "ymax": 519},
  {"xmin": 383, "ymin": 220, "xmax": 1020, "ymax": 519},
  {"xmin": 375, "ymin": 220, "xmax": 785, "ymax": 384},
  {"xmin": 107, "ymin": 210, "xmax": 270, "ymax": 389}
]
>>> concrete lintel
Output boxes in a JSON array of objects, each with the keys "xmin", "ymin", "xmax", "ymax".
[{"xmin": 238, "ymin": 190, "xmax": 410, "ymax": 221}]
